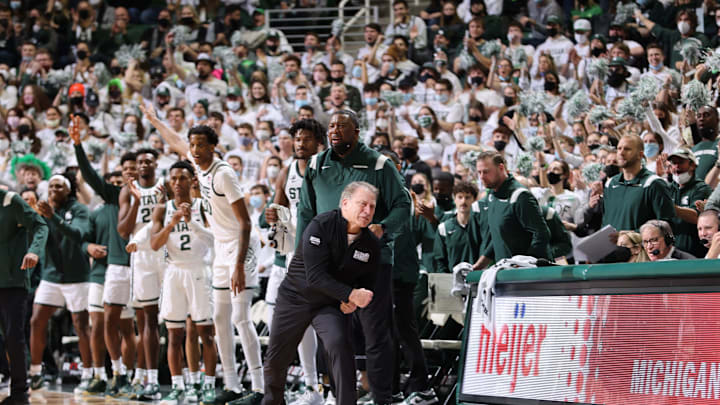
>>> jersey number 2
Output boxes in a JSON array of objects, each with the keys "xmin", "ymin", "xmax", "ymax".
[
  {"xmin": 141, "ymin": 208, "xmax": 152, "ymax": 223},
  {"xmin": 180, "ymin": 234, "xmax": 191, "ymax": 251}
]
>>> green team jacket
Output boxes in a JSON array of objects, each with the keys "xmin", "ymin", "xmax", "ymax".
[
  {"xmin": 42, "ymin": 199, "xmax": 90, "ymax": 284},
  {"xmin": 75, "ymin": 144, "xmax": 130, "ymax": 266},
  {"xmin": 486, "ymin": 176, "xmax": 551, "ymax": 260},
  {"xmin": 541, "ymin": 206, "xmax": 572, "ymax": 260},
  {"xmin": 692, "ymin": 139, "xmax": 718, "ymax": 181},
  {"xmin": 0, "ymin": 190, "xmax": 48, "ymax": 290},
  {"xmin": 83, "ymin": 204, "xmax": 118, "ymax": 284},
  {"xmin": 602, "ymin": 168, "xmax": 676, "ymax": 231},
  {"xmin": 433, "ymin": 211, "xmax": 491, "ymax": 274},
  {"xmin": 296, "ymin": 142, "xmax": 412, "ymax": 265},
  {"xmin": 670, "ymin": 178, "xmax": 712, "ymax": 258},
  {"xmin": 393, "ymin": 213, "xmax": 437, "ymax": 284}
]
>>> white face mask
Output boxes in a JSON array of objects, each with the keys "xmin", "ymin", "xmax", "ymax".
[
  {"xmin": 266, "ymin": 165, "xmax": 280, "ymax": 178},
  {"xmin": 256, "ymin": 129, "xmax": 271, "ymax": 140},
  {"xmin": 123, "ymin": 122, "xmax": 137, "ymax": 133},
  {"xmin": 574, "ymin": 33, "xmax": 588, "ymax": 44},
  {"xmin": 453, "ymin": 129, "xmax": 464, "ymax": 141},
  {"xmin": 677, "ymin": 21, "xmax": 691, "ymax": 35},
  {"xmin": 227, "ymin": 101, "xmax": 241, "ymax": 111},
  {"xmin": 376, "ymin": 118, "xmax": 388, "ymax": 129},
  {"xmin": 672, "ymin": 171, "xmax": 693, "ymax": 185},
  {"xmin": 0, "ymin": 138, "xmax": 8, "ymax": 151},
  {"xmin": 506, "ymin": 33, "xmax": 518, "ymax": 43}
]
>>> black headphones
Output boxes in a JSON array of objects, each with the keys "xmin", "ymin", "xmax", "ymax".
[{"xmin": 649, "ymin": 220, "xmax": 675, "ymax": 247}]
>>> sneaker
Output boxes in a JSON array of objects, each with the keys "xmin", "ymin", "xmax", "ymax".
[
  {"xmin": 356, "ymin": 392, "xmax": 372, "ymax": 405},
  {"xmin": 141, "ymin": 383, "xmax": 162, "ymax": 401},
  {"xmin": 160, "ymin": 385, "xmax": 185, "ymax": 404},
  {"xmin": 201, "ymin": 383, "xmax": 216, "ymax": 404},
  {"xmin": 0, "ymin": 393, "xmax": 30, "ymax": 405},
  {"xmin": 186, "ymin": 383, "xmax": 201, "ymax": 402},
  {"xmin": 105, "ymin": 374, "xmax": 129, "ymax": 398},
  {"xmin": 29, "ymin": 374, "xmax": 44, "ymax": 391},
  {"xmin": 212, "ymin": 387, "xmax": 244, "ymax": 405},
  {"xmin": 391, "ymin": 393, "xmax": 405, "ymax": 404},
  {"xmin": 289, "ymin": 386, "xmax": 323, "ymax": 405},
  {"xmin": 126, "ymin": 380, "xmax": 145, "ymax": 399},
  {"xmin": 73, "ymin": 377, "xmax": 92, "ymax": 395},
  {"xmin": 324, "ymin": 391, "xmax": 336, "ymax": 405},
  {"xmin": 227, "ymin": 391, "xmax": 264, "ymax": 405},
  {"xmin": 84, "ymin": 378, "xmax": 107, "ymax": 395},
  {"xmin": 403, "ymin": 389, "xmax": 438, "ymax": 405}
]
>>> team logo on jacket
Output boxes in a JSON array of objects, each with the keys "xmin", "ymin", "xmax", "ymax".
[
  {"xmin": 353, "ymin": 250, "xmax": 370, "ymax": 262},
  {"xmin": 310, "ymin": 236, "xmax": 321, "ymax": 246}
]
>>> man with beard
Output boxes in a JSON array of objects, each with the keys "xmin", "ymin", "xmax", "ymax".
[
  {"xmin": 295, "ymin": 110, "xmax": 411, "ymax": 405},
  {"xmin": 184, "ymin": 53, "xmax": 228, "ymax": 112},
  {"xmin": 691, "ymin": 106, "xmax": 719, "ymax": 181},
  {"xmin": 602, "ymin": 135, "xmax": 676, "ymax": 231},
  {"xmin": 604, "ymin": 57, "xmax": 631, "ymax": 106}
]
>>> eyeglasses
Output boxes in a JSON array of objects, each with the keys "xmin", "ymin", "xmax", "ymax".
[{"xmin": 642, "ymin": 237, "xmax": 660, "ymax": 246}]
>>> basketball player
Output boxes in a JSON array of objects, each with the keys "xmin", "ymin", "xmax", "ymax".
[
  {"xmin": 141, "ymin": 104, "xmax": 263, "ymax": 405},
  {"xmin": 263, "ymin": 119, "xmax": 323, "ymax": 405},
  {"xmin": 117, "ymin": 148, "xmax": 166, "ymax": 400}
]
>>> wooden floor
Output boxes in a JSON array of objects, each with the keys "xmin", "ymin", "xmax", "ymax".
[{"xmin": 4, "ymin": 388, "xmax": 151, "ymax": 405}]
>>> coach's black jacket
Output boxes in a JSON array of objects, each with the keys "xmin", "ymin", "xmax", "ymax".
[{"xmin": 281, "ymin": 209, "xmax": 381, "ymax": 309}]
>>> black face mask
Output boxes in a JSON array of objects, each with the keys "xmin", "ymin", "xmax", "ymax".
[
  {"xmin": 76, "ymin": 50, "xmax": 87, "ymax": 60},
  {"xmin": 470, "ymin": 76, "xmax": 484, "ymax": 86},
  {"xmin": 332, "ymin": 140, "xmax": 353, "ymax": 156},
  {"xmin": 401, "ymin": 147, "xmax": 417, "ymax": 160},
  {"xmin": 544, "ymin": 80, "xmax": 557, "ymax": 92},
  {"xmin": 419, "ymin": 73, "xmax": 432, "ymax": 83},
  {"xmin": 494, "ymin": 140, "xmax": 507, "ymax": 151},
  {"xmin": 410, "ymin": 183, "xmax": 425, "ymax": 194},
  {"xmin": 608, "ymin": 35, "xmax": 620, "ymax": 44},
  {"xmin": 181, "ymin": 17, "xmax": 194, "ymax": 26},
  {"xmin": 604, "ymin": 164, "xmax": 620, "ymax": 178},
  {"xmin": 548, "ymin": 27, "xmax": 558, "ymax": 37},
  {"xmin": 532, "ymin": 175, "xmax": 540, "ymax": 184},
  {"xmin": 79, "ymin": 9, "xmax": 90, "ymax": 20},
  {"xmin": 267, "ymin": 44, "xmax": 278, "ymax": 53},
  {"xmin": 588, "ymin": 143, "xmax": 600, "ymax": 150},
  {"xmin": 591, "ymin": 47, "xmax": 605, "ymax": 57},
  {"xmin": 17, "ymin": 124, "xmax": 30, "ymax": 135},
  {"xmin": 330, "ymin": 76, "xmax": 345, "ymax": 83},
  {"xmin": 109, "ymin": 90, "xmax": 121, "ymax": 99},
  {"xmin": 547, "ymin": 172, "xmax": 562, "ymax": 185},
  {"xmin": 607, "ymin": 72, "xmax": 626, "ymax": 88},
  {"xmin": 70, "ymin": 96, "xmax": 84, "ymax": 106},
  {"xmin": 110, "ymin": 66, "xmax": 122, "ymax": 75},
  {"xmin": 230, "ymin": 18, "xmax": 242, "ymax": 29},
  {"xmin": 469, "ymin": 115, "xmax": 482, "ymax": 122},
  {"xmin": 158, "ymin": 18, "xmax": 170, "ymax": 28},
  {"xmin": 503, "ymin": 96, "xmax": 515, "ymax": 107},
  {"xmin": 435, "ymin": 193, "xmax": 452, "ymax": 206}
]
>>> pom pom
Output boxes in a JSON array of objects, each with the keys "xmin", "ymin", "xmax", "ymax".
[
  {"xmin": 212, "ymin": 46, "xmax": 239, "ymax": 70},
  {"xmin": 47, "ymin": 142, "xmax": 73, "ymax": 171},
  {"xmin": 41, "ymin": 69, "xmax": 72, "ymax": 89},
  {"xmin": 582, "ymin": 162, "xmax": 603, "ymax": 183},
  {"xmin": 112, "ymin": 132, "xmax": 138, "ymax": 151},
  {"xmin": 629, "ymin": 76, "xmax": 660, "ymax": 105},
  {"xmin": 527, "ymin": 136, "xmax": 546, "ymax": 152},
  {"xmin": 588, "ymin": 105, "xmax": 615, "ymax": 125},
  {"xmin": 565, "ymin": 91, "xmax": 591, "ymax": 120},
  {"xmin": 704, "ymin": 49, "xmax": 720, "ymax": 74},
  {"xmin": 615, "ymin": 97, "xmax": 645, "ymax": 121},
  {"xmin": 559, "ymin": 79, "xmax": 580, "ymax": 99},
  {"xmin": 679, "ymin": 38, "xmax": 702, "ymax": 66},
  {"xmin": 586, "ymin": 58, "xmax": 609, "ymax": 82},
  {"xmin": 518, "ymin": 90, "xmax": 550, "ymax": 116},
  {"xmin": 230, "ymin": 31, "xmax": 246, "ymax": 47},
  {"xmin": 457, "ymin": 49, "xmax": 475, "ymax": 71},
  {"xmin": 170, "ymin": 26, "xmax": 192, "ymax": 46},
  {"xmin": 380, "ymin": 90, "xmax": 404, "ymax": 107},
  {"xmin": 11, "ymin": 139, "xmax": 31, "ymax": 155},
  {"xmin": 115, "ymin": 44, "xmax": 146, "ymax": 68},
  {"xmin": 331, "ymin": 19, "xmax": 345, "ymax": 37},
  {"xmin": 510, "ymin": 47, "xmax": 527, "ymax": 69},
  {"xmin": 93, "ymin": 62, "xmax": 111, "ymax": 88},
  {"xmin": 85, "ymin": 139, "xmax": 107, "ymax": 159},
  {"xmin": 461, "ymin": 150, "xmax": 480, "ymax": 170},
  {"xmin": 612, "ymin": 3, "xmax": 638, "ymax": 25},
  {"xmin": 515, "ymin": 152, "xmax": 534, "ymax": 177},
  {"xmin": 479, "ymin": 40, "xmax": 502, "ymax": 58},
  {"xmin": 681, "ymin": 79, "xmax": 711, "ymax": 112}
]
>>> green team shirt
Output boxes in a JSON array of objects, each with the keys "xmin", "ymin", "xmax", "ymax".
[
  {"xmin": 394, "ymin": 213, "xmax": 437, "ymax": 283},
  {"xmin": 486, "ymin": 176, "xmax": 551, "ymax": 260},
  {"xmin": 42, "ymin": 199, "xmax": 90, "ymax": 284},
  {"xmin": 75, "ymin": 144, "xmax": 130, "ymax": 266},
  {"xmin": 83, "ymin": 204, "xmax": 118, "ymax": 284},
  {"xmin": 602, "ymin": 168, "xmax": 676, "ymax": 231},
  {"xmin": 542, "ymin": 206, "xmax": 572, "ymax": 260},
  {"xmin": 433, "ymin": 211, "xmax": 490, "ymax": 274},
  {"xmin": 670, "ymin": 178, "xmax": 712, "ymax": 257},
  {"xmin": 692, "ymin": 139, "xmax": 718, "ymax": 181},
  {"xmin": 0, "ymin": 190, "xmax": 48, "ymax": 290},
  {"xmin": 296, "ymin": 142, "xmax": 412, "ymax": 265}
]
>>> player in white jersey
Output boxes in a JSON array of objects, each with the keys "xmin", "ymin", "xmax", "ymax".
[
  {"xmin": 146, "ymin": 161, "xmax": 218, "ymax": 405},
  {"xmin": 117, "ymin": 148, "xmax": 166, "ymax": 400},
  {"xmin": 141, "ymin": 104, "xmax": 262, "ymax": 405},
  {"xmin": 264, "ymin": 119, "xmax": 324, "ymax": 405}
]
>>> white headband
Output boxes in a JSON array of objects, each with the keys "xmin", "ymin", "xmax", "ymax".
[{"xmin": 49, "ymin": 174, "xmax": 71, "ymax": 190}]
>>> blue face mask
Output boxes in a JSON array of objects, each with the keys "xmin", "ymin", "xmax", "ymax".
[
  {"xmin": 249, "ymin": 195, "xmax": 264, "ymax": 209},
  {"xmin": 240, "ymin": 137, "xmax": 254, "ymax": 147},
  {"xmin": 365, "ymin": 97, "xmax": 378, "ymax": 106},
  {"xmin": 352, "ymin": 65, "xmax": 362, "ymax": 78},
  {"xmin": 403, "ymin": 93, "xmax": 414, "ymax": 102},
  {"xmin": 644, "ymin": 142, "xmax": 660, "ymax": 158},
  {"xmin": 196, "ymin": 115, "xmax": 207, "ymax": 122},
  {"xmin": 386, "ymin": 63, "xmax": 395, "ymax": 74},
  {"xmin": 649, "ymin": 63, "xmax": 663, "ymax": 71},
  {"xmin": 437, "ymin": 94, "xmax": 449, "ymax": 103},
  {"xmin": 295, "ymin": 99, "xmax": 310, "ymax": 110},
  {"xmin": 464, "ymin": 135, "xmax": 477, "ymax": 145}
]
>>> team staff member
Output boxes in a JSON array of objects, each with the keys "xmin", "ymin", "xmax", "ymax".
[
  {"xmin": 263, "ymin": 182, "xmax": 380, "ymax": 405},
  {"xmin": 295, "ymin": 110, "xmax": 411, "ymax": 405},
  {"xmin": 476, "ymin": 151, "xmax": 551, "ymax": 260},
  {"xmin": 0, "ymin": 187, "xmax": 48, "ymax": 405},
  {"xmin": 667, "ymin": 148, "xmax": 712, "ymax": 258},
  {"xmin": 30, "ymin": 175, "xmax": 92, "ymax": 391},
  {"xmin": 603, "ymin": 135, "xmax": 676, "ymax": 231}
]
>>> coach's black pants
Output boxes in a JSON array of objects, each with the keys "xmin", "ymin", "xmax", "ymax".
[
  {"xmin": 393, "ymin": 280, "xmax": 429, "ymax": 394},
  {"xmin": 263, "ymin": 285, "xmax": 355, "ymax": 405},
  {"xmin": 0, "ymin": 288, "xmax": 28, "ymax": 397}
]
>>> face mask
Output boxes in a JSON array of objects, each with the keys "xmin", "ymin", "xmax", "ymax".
[
  {"xmin": 23, "ymin": 94, "xmax": 34, "ymax": 105},
  {"xmin": 437, "ymin": 93, "xmax": 449, "ymax": 103},
  {"xmin": 544, "ymin": 80, "xmax": 557, "ymax": 92},
  {"xmin": 548, "ymin": 27, "xmax": 558, "ymax": 37},
  {"xmin": 111, "ymin": 66, "xmax": 122, "ymax": 76},
  {"xmin": 365, "ymin": 97, "xmax": 378, "ymax": 106},
  {"xmin": 574, "ymin": 33, "xmax": 588, "ymax": 44},
  {"xmin": 507, "ymin": 33, "xmax": 518, "ymax": 43},
  {"xmin": 17, "ymin": 124, "xmax": 30, "ymax": 135},
  {"xmin": 181, "ymin": 17, "xmax": 194, "ymax": 26},
  {"xmin": 672, "ymin": 171, "xmax": 693, "ymax": 185},
  {"xmin": 401, "ymin": 146, "xmax": 417, "ymax": 159},
  {"xmin": 267, "ymin": 44, "xmax": 278, "ymax": 52},
  {"xmin": 331, "ymin": 140, "xmax": 353, "ymax": 155},
  {"xmin": 256, "ymin": 129, "xmax": 271, "ymax": 140},
  {"xmin": 240, "ymin": 137, "xmax": 254, "ymax": 147},
  {"xmin": 677, "ymin": 21, "xmax": 690, "ymax": 35},
  {"xmin": 469, "ymin": 115, "xmax": 482, "ymax": 122},
  {"xmin": 419, "ymin": 73, "xmax": 432, "ymax": 83},
  {"xmin": 385, "ymin": 63, "xmax": 395, "ymax": 74},
  {"xmin": 295, "ymin": 99, "xmax": 310, "ymax": 110},
  {"xmin": 607, "ymin": 72, "xmax": 625, "ymax": 88},
  {"xmin": 249, "ymin": 195, "xmax": 264, "ymax": 209},
  {"xmin": 158, "ymin": 18, "xmax": 170, "ymax": 28},
  {"xmin": 376, "ymin": 118, "xmax": 389, "ymax": 129},
  {"xmin": 504, "ymin": 96, "xmax": 514, "ymax": 107},
  {"xmin": 46, "ymin": 118, "xmax": 60, "ymax": 128},
  {"xmin": 547, "ymin": 172, "xmax": 562, "ymax": 185},
  {"xmin": 644, "ymin": 142, "xmax": 660, "ymax": 158},
  {"xmin": 418, "ymin": 115, "xmax": 433, "ymax": 128},
  {"xmin": 123, "ymin": 122, "xmax": 137, "ymax": 133},
  {"xmin": 79, "ymin": 9, "xmax": 91, "ymax": 20},
  {"xmin": 410, "ymin": 183, "xmax": 425, "ymax": 194},
  {"xmin": 287, "ymin": 70, "xmax": 298, "ymax": 79},
  {"xmin": 267, "ymin": 165, "xmax": 280, "ymax": 179},
  {"xmin": 7, "ymin": 116, "xmax": 18, "ymax": 128},
  {"xmin": 494, "ymin": 140, "xmax": 507, "ymax": 151},
  {"xmin": 591, "ymin": 47, "xmax": 605, "ymax": 57},
  {"xmin": 649, "ymin": 62, "xmax": 663, "ymax": 71},
  {"xmin": 453, "ymin": 129, "xmax": 464, "ymax": 141},
  {"xmin": 0, "ymin": 138, "xmax": 8, "ymax": 151},
  {"xmin": 403, "ymin": 93, "xmax": 414, "ymax": 102},
  {"xmin": 195, "ymin": 115, "xmax": 207, "ymax": 122},
  {"xmin": 469, "ymin": 76, "xmax": 484, "ymax": 86},
  {"xmin": 227, "ymin": 101, "xmax": 241, "ymax": 111},
  {"xmin": 352, "ymin": 65, "xmax": 362, "ymax": 78},
  {"xmin": 603, "ymin": 164, "xmax": 619, "ymax": 178},
  {"xmin": 464, "ymin": 135, "xmax": 478, "ymax": 145},
  {"xmin": 71, "ymin": 96, "xmax": 85, "ymax": 106},
  {"xmin": 305, "ymin": 44, "xmax": 316, "ymax": 52}
]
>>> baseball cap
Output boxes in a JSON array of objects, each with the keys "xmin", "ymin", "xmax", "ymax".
[
  {"xmin": 591, "ymin": 33, "xmax": 607, "ymax": 45},
  {"xmin": 228, "ymin": 86, "xmax": 243, "ymax": 96},
  {"xmin": 668, "ymin": 147, "xmax": 698, "ymax": 165},
  {"xmin": 546, "ymin": 15, "xmax": 562, "ymax": 25},
  {"xmin": 195, "ymin": 53, "xmax": 215, "ymax": 66},
  {"xmin": 574, "ymin": 19, "xmax": 591, "ymax": 32},
  {"xmin": 609, "ymin": 57, "xmax": 627, "ymax": 67},
  {"xmin": 69, "ymin": 82, "xmax": 85, "ymax": 96},
  {"xmin": 55, "ymin": 128, "xmax": 69, "ymax": 138},
  {"xmin": 85, "ymin": 90, "xmax": 99, "ymax": 107},
  {"xmin": 156, "ymin": 86, "xmax": 170, "ymax": 97},
  {"xmin": 421, "ymin": 62, "xmax": 438, "ymax": 74}
]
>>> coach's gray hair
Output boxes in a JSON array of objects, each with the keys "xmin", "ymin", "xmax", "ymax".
[
  {"xmin": 339, "ymin": 181, "xmax": 379, "ymax": 206},
  {"xmin": 639, "ymin": 219, "xmax": 675, "ymax": 242}
]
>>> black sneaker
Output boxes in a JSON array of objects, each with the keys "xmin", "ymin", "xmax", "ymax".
[
  {"xmin": 29, "ymin": 374, "xmax": 44, "ymax": 391},
  {"xmin": 213, "ymin": 388, "xmax": 245, "ymax": 405},
  {"xmin": 0, "ymin": 393, "xmax": 30, "ymax": 405},
  {"xmin": 227, "ymin": 391, "xmax": 264, "ymax": 405},
  {"xmin": 105, "ymin": 374, "xmax": 129, "ymax": 398}
]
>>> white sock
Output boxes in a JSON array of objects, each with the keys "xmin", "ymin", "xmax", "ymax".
[
  {"xmin": 171, "ymin": 375, "xmax": 185, "ymax": 390},
  {"xmin": 233, "ymin": 292, "xmax": 264, "ymax": 392},
  {"xmin": 81, "ymin": 367, "xmax": 93, "ymax": 380},
  {"xmin": 30, "ymin": 364, "xmax": 42, "ymax": 376},
  {"xmin": 213, "ymin": 297, "xmax": 240, "ymax": 393},
  {"xmin": 111, "ymin": 359, "xmax": 125, "ymax": 376},
  {"xmin": 183, "ymin": 368, "xmax": 190, "ymax": 385},
  {"xmin": 94, "ymin": 367, "xmax": 107, "ymax": 381},
  {"xmin": 120, "ymin": 362, "xmax": 128, "ymax": 376},
  {"xmin": 204, "ymin": 376, "xmax": 215, "ymax": 388},
  {"xmin": 191, "ymin": 371, "xmax": 201, "ymax": 385},
  {"xmin": 134, "ymin": 368, "xmax": 146, "ymax": 384},
  {"xmin": 147, "ymin": 369, "xmax": 159, "ymax": 385}
]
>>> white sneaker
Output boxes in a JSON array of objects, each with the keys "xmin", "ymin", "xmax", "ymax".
[
  {"xmin": 73, "ymin": 378, "xmax": 92, "ymax": 395},
  {"xmin": 290, "ymin": 387, "xmax": 323, "ymax": 405},
  {"xmin": 324, "ymin": 391, "xmax": 336, "ymax": 405}
]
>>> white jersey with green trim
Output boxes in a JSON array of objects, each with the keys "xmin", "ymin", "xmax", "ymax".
[
  {"xmin": 132, "ymin": 178, "xmax": 165, "ymax": 252},
  {"xmin": 164, "ymin": 198, "xmax": 209, "ymax": 266},
  {"xmin": 284, "ymin": 159, "xmax": 304, "ymax": 226}
]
